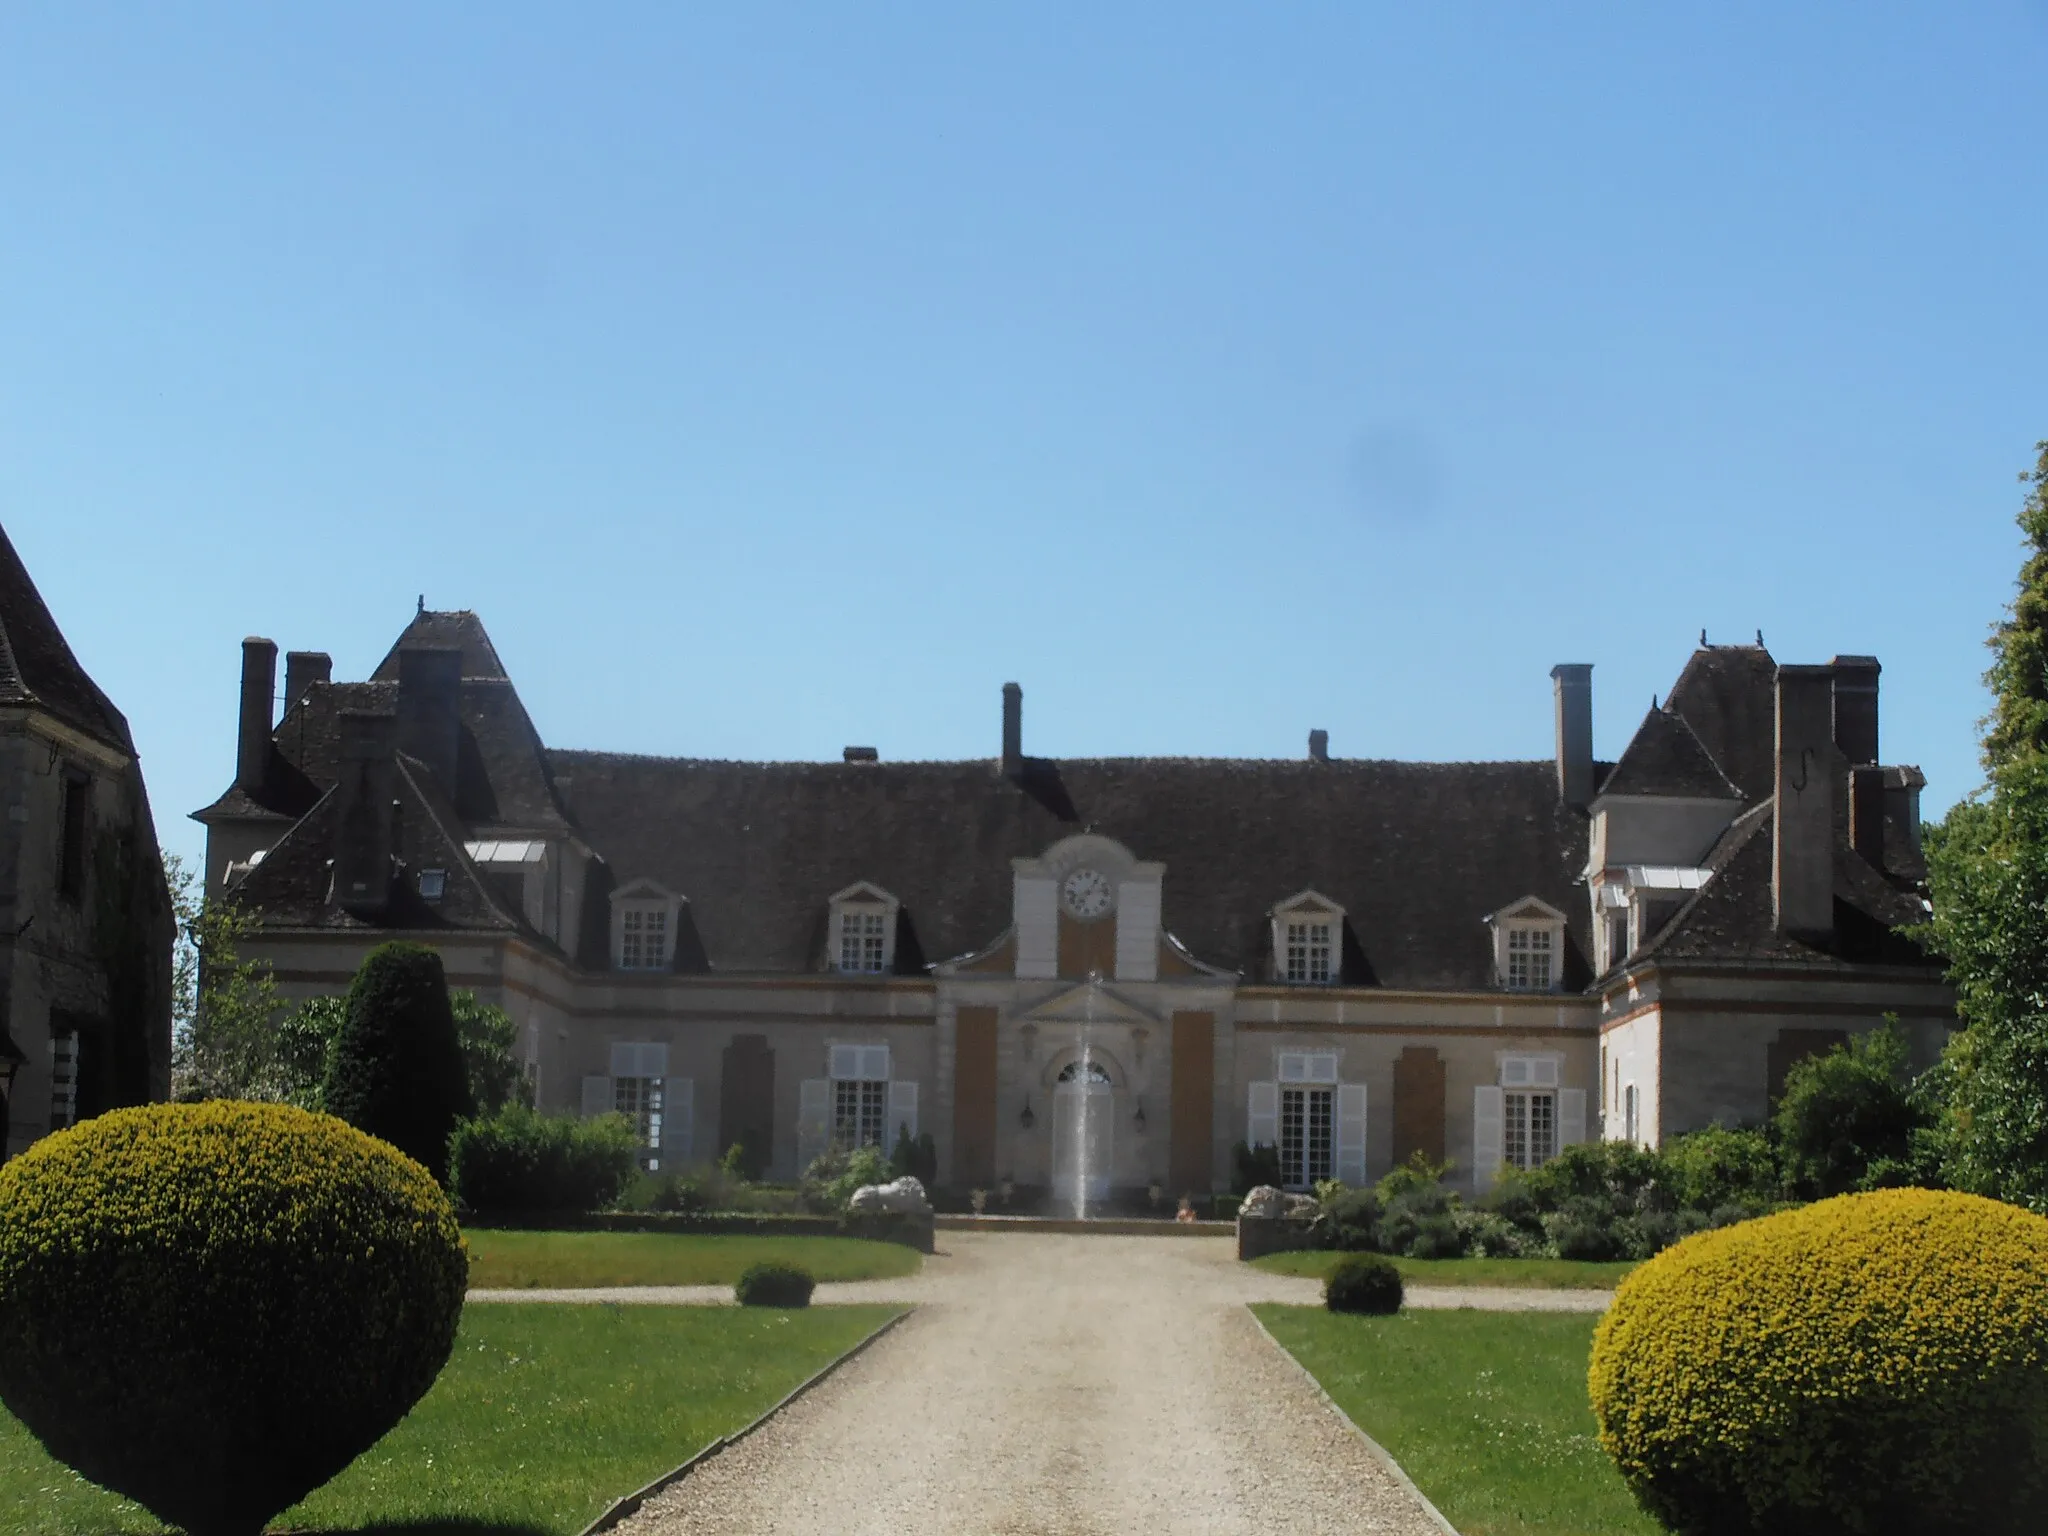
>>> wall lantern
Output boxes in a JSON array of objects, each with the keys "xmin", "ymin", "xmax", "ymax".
[
  {"xmin": 1019, "ymin": 1094, "xmax": 1035, "ymax": 1130},
  {"xmin": 1133, "ymin": 1098, "xmax": 1147, "ymax": 1131}
]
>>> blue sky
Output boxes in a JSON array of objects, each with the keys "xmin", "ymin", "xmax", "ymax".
[{"xmin": 5, "ymin": 4, "xmax": 2046, "ymax": 875}]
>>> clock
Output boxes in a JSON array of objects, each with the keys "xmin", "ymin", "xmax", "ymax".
[{"xmin": 1060, "ymin": 867, "xmax": 1115, "ymax": 921}]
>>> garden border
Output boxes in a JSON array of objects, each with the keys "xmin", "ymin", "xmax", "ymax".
[
  {"xmin": 576, "ymin": 1305, "xmax": 915, "ymax": 1536},
  {"xmin": 1245, "ymin": 1306, "xmax": 1464, "ymax": 1536}
]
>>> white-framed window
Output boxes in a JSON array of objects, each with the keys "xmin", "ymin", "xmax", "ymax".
[
  {"xmin": 1279, "ymin": 1086, "xmax": 1334, "ymax": 1187},
  {"xmin": 1278, "ymin": 1050, "xmax": 1339, "ymax": 1084},
  {"xmin": 1623, "ymin": 1083, "xmax": 1639, "ymax": 1144},
  {"xmin": 839, "ymin": 908, "xmax": 888, "ymax": 973},
  {"xmin": 1505, "ymin": 926, "xmax": 1555, "ymax": 990},
  {"xmin": 620, "ymin": 905, "xmax": 668, "ymax": 971},
  {"xmin": 1500, "ymin": 1055, "xmax": 1561, "ymax": 1170},
  {"xmin": 610, "ymin": 1041, "xmax": 668, "ymax": 1166},
  {"xmin": 1605, "ymin": 913, "xmax": 1629, "ymax": 972},
  {"xmin": 829, "ymin": 1043, "xmax": 890, "ymax": 1150},
  {"xmin": 1284, "ymin": 921, "xmax": 1333, "ymax": 984},
  {"xmin": 49, "ymin": 1030, "xmax": 80, "ymax": 1131},
  {"xmin": 1271, "ymin": 891, "xmax": 1344, "ymax": 985},
  {"xmin": 828, "ymin": 883, "xmax": 900, "ymax": 976}
]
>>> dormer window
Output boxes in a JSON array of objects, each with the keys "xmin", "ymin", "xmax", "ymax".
[
  {"xmin": 828, "ymin": 883, "xmax": 900, "ymax": 976},
  {"xmin": 610, "ymin": 879, "xmax": 683, "ymax": 973},
  {"xmin": 1271, "ymin": 890, "xmax": 1345, "ymax": 985},
  {"xmin": 1486, "ymin": 897, "xmax": 1568, "ymax": 992}
]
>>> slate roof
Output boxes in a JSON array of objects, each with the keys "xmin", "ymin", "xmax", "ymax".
[
  {"xmin": 1598, "ymin": 706, "xmax": 1742, "ymax": 802},
  {"xmin": 370, "ymin": 610, "xmax": 509, "ymax": 681},
  {"xmin": 546, "ymin": 752, "xmax": 1596, "ymax": 989},
  {"xmin": 0, "ymin": 523, "xmax": 134, "ymax": 754},
  {"xmin": 1662, "ymin": 645, "xmax": 1779, "ymax": 803}
]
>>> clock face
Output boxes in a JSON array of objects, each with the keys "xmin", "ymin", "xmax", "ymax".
[{"xmin": 1061, "ymin": 867, "xmax": 1115, "ymax": 921}]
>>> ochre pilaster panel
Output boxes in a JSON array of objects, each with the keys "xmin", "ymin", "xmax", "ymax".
[
  {"xmin": 953, "ymin": 1006, "xmax": 999, "ymax": 1187},
  {"xmin": 1392, "ymin": 1045, "xmax": 1446, "ymax": 1169},
  {"xmin": 1057, "ymin": 910, "xmax": 1117, "ymax": 978},
  {"xmin": 1170, "ymin": 1011, "xmax": 1216, "ymax": 1194}
]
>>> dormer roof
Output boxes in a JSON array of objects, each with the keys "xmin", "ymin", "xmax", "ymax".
[{"xmin": 1599, "ymin": 705, "xmax": 1742, "ymax": 803}]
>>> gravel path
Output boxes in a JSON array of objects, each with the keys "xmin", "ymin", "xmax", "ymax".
[{"xmin": 606, "ymin": 1232, "xmax": 1478, "ymax": 1536}]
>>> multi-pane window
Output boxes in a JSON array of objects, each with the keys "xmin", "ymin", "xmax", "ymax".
[
  {"xmin": 838, "ymin": 909, "xmax": 888, "ymax": 974},
  {"xmin": 58, "ymin": 773, "xmax": 89, "ymax": 903},
  {"xmin": 829, "ymin": 1043, "xmax": 890, "ymax": 1149},
  {"xmin": 49, "ymin": 1031, "xmax": 80, "ymax": 1131},
  {"xmin": 1505, "ymin": 926, "xmax": 1555, "ymax": 990},
  {"xmin": 620, "ymin": 906, "xmax": 668, "ymax": 971},
  {"xmin": 1284, "ymin": 921, "xmax": 1333, "ymax": 984},
  {"xmin": 1279, "ymin": 1086, "xmax": 1334, "ymax": 1188},
  {"xmin": 614, "ymin": 1074, "xmax": 665, "ymax": 1153},
  {"xmin": 1605, "ymin": 914, "xmax": 1629, "ymax": 972},
  {"xmin": 1503, "ymin": 1089, "xmax": 1557, "ymax": 1170}
]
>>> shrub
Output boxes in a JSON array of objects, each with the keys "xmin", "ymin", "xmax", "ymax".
[
  {"xmin": 1406, "ymin": 1213, "xmax": 1467, "ymax": 1259},
  {"xmin": 720, "ymin": 1138, "xmax": 767, "ymax": 1182},
  {"xmin": 1324, "ymin": 1254, "xmax": 1404, "ymax": 1314},
  {"xmin": 1459, "ymin": 1210, "xmax": 1526, "ymax": 1257},
  {"xmin": 1774, "ymin": 1023, "xmax": 1925, "ymax": 1199},
  {"xmin": 0, "ymin": 1102, "xmax": 466, "ymax": 1536},
  {"xmin": 1548, "ymin": 1209, "xmax": 1622, "ymax": 1262},
  {"xmin": 1660, "ymin": 1125, "xmax": 1781, "ymax": 1213},
  {"xmin": 803, "ymin": 1143, "xmax": 893, "ymax": 1211},
  {"xmin": 619, "ymin": 1170, "xmax": 711, "ymax": 1215},
  {"xmin": 734, "ymin": 1262, "xmax": 815, "ymax": 1308},
  {"xmin": 1589, "ymin": 1189, "xmax": 2048, "ymax": 1535},
  {"xmin": 1316, "ymin": 1186, "xmax": 1383, "ymax": 1251},
  {"xmin": 449, "ymin": 989, "xmax": 534, "ymax": 1114},
  {"xmin": 1374, "ymin": 1152, "xmax": 1455, "ymax": 1206},
  {"xmin": 889, "ymin": 1126, "xmax": 939, "ymax": 1185},
  {"xmin": 1523, "ymin": 1139, "xmax": 1668, "ymax": 1211},
  {"xmin": 447, "ymin": 1105, "xmax": 641, "ymax": 1214},
  {"xmin": 1232, "ymin": 1140, "xmax": 1281, "ymax": 1194},
  {"xmin": 321, "ymin": 942, "xmax": 474, "ymax": 1183}
]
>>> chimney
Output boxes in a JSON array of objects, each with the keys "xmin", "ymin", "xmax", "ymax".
[
  {"xmin": 1830, "ymin": 655, "xmax": 1880, "ymax": 765},
  {"xmin": 237, "ymin": 637, "xmax": 278, "ymax": 793},
  {"xmin": 283, "ymin": 650, "xmax": 332, "ymax": 712},
  {"xmin": 843, "ymin": 746, "xmax": 878, "ymax": 762},
  {"xmin": 397, "ymin": 646, "xmax": 463, "ymax": 793},
  {"xmin": 1550, "ymin": 664, "xmax": 1594, "ymax": 809},
  {"xmin": 1001, "ymin": 682, "xmax": 1023, "ymax": 778},
  {"xmin": 1308, "ymin": 729, "xmax": 1329, "ymax": 762},
  {"xmin": 332, "ymin": 711, "xmax": 397, "ymax": 914},
  {"xmin": 1850, "ymin": 764, "xmax": 1885, "ymax": 868},
  {"xmin": 1774, "ymin": 664, "xmax": 1835, "ymax": 942}
]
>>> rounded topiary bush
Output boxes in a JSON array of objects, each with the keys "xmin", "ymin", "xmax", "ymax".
[
  {"xmin": 1324, "ymin": 1253, "xmax": 1404, "ymax": 1315},
  {"xmin": 1589, "ymin": 1188, "xmax": 2048, "ymax": 1536},
  {"xmin": 323, "ymin": 940, "xmax": 474, "ymax": 1184},
  {"xmin": 0, "ymin": 1102, "xmax": 468, "ymax": 1536},
  {"xmin": 735, "ymin": 1262, "xmax": 815, "ymax": 1308}
]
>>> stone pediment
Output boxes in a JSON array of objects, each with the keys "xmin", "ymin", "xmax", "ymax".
[{"xmin": 1016, "ymin": 980, "xmax": 1161, "ymax": 1026}]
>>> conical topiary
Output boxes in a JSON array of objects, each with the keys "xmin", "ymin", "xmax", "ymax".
[{"xmin": 321, "ymin": 940, "xmax": 474, "ymax": 1182}]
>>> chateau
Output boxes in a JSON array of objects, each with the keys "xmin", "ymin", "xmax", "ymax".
[{"xmin": 196, "ymin": 611, "xmax": 1952, "ymax": 1198}]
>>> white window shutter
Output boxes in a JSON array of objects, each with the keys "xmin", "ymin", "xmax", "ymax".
[
  {"xmin": 829, "ymin": 1044, "xmax": 861, "ymax": 1081},
  {"xmin": 1334, "ymin": 1083, "xmax": 1368, "ymax": 1186},
  {"xmin": 1014, "ymin": 874, "xmax": 1058, "ymax": 977},
  {"xmin": 1247, "ymin": 1081, "xmax": 1279, "ymax": 1149},
  {"xmin": 1558, "ymin": 1087, "xmax": 1587, "ymax": 1148},
  {"xmin": 797, "ymin": 1078, "xmax": 831, "ymax": 1171},
  {"xmin": 860, "ymin": 1044, "xmax": 891, "ymax": 1082},
  {"xmin": 888, "ymin": 1080, "xmax": 919, "ymax": 1144},
  {"xmin": 663, "ymin": 1078, "xmax": 693, "ymax": 1160},
  {"xmin": 581, "ymin": 1075, "xmax": 614, "ymax": 1118},
  {"xmin": 1473, "ymin": 1085, "xmax": 1505, "ymax": 1189},
  {"xmin": 1114, "ymin": 879, "xmax": 1160, "ymax": 981}
]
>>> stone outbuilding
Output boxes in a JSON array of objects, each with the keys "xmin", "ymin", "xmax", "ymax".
[{"xmin": 0, "ymin": 524, "xmax": 174, "ymax": 1156}]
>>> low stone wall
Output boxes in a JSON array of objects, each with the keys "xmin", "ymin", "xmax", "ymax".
[{"xmin": 1236, "ymin": 1214, "xmax": 1319, "ymax": 1262}]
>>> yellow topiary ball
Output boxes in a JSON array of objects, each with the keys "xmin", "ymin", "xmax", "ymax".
[
  {"xmin": 1589, "ymin": 1188, "xmax": 2048, "ymax": 1535},
  {"xmin": 0, "ymin": 1101, "xmax": 468, "ymax": 1536}
]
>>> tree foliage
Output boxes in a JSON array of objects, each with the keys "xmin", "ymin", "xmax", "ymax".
[
  {"xmin": 1919, "ymin": 442, "xmax": 2048, "ymax": 1211},
  {"xmin": 1772, "ymin": 1023, "xmax": 1923, "ymax": 1199},
  {"xmin": 165, "ymin": 854, "xmax": 287, "ymax": 1104},
  {"xmin": 321, "ymin": 943, "xmax": 474, "ymax": 1184}
]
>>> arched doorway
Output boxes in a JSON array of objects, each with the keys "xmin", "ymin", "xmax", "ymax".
[{"xmin": 1052, "ymin": 1058, "xmax": 1113, "ymax": 1213}]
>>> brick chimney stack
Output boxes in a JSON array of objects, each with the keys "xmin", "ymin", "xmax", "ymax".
[
  {"xmin": 1830, "ymin": 655, "xmax": 1880, "ymax": 765},
  {"xmin": 1308, "ymin": 729, "xmax": 1329, "ymax": 762},
  {"xmin": 332, "ymin": 711, "xmax": 396, "ymax": 915},
  {"xmin": 1774, "ymin": 664, "xmax": 1836, "ymax": 942},
  {"xmin": 397, "ymin": 646, "xmax": 463, "ymax": 794},
  {"xmin": 1002, "ymin": 683, "xmax": 1023, "ymax": 778},
  {"xmin": 283, "ymin": 650, "xmax": 332, "ymax": 713},
  {"xmin": 237, "ymin": 637, "xmax": 277, "ymax": 794}
]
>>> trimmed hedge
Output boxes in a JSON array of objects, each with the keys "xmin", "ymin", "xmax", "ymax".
[
  {"xmin": 1589, "ymin": 1188, "xmax": 2048, "ymax": 1535},
  {"xmin": 0, "ymin": 1102, "xmax": 467, "ymax": 1536},
  {"xmin": 448, "ymin": 1105, "xmax": 641, "ymax": 1215},
  {"xmin": 735, "ymin": 1261, "xmax": 815, "ymax": 1308},
  {"xmin": 322, "ymin": 941, "xmax": 474, "ymax": 1183},
  {"xmin": 1324, "ymin": 1254, "xmax": 1403, "ymax": 1315}
]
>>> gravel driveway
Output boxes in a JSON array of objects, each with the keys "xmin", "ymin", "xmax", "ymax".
[{"xmin": 608, "ymin": 1232, "xmax": 1482, "ymax": 1536}]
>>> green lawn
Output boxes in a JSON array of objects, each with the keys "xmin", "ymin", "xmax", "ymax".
[
  {"xmin": 1, "ymin": 1302, "xmax": 904, "ymax": 1536},
  {"xmin": 463, "ymin": 1229, "xmax": 923, "ymax": 1289},
  {"xmin": 1252, "ymin": 1251, "xmax": 1637, "ymax": 1290},
  {"xmin": 1254, "ymin": 1305, "xmax": 1657, "ymax": 1536}
]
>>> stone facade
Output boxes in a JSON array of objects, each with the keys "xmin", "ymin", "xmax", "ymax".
[
  {"xmin": 0, "ymin": 526, "xmax": 174, "ymax": 1157},
  {"xmin": 195, "ymin": 610, "xmax": 1951, "ymax": 1199}
]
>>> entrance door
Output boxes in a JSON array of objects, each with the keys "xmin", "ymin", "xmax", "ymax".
[{"xmin": 1051, "ymin": 1060, "xmax": 1113, "ymax": 1211}]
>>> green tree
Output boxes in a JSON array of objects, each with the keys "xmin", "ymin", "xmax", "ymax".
[
  {"xmin": 165, "ymin": 854, "xmax": 288, "ymax": 1103},
  {"xmin": 448, "ymin": 990, "xmax": 533, "ymax": 1114},
  {"xmin": 1772, "ymin": 1024, "xmax": 1923, "ymax": 1199},
  {"xmin": 1920, "ymin": 442, "xmax": 2048, "ymax": 1211},
  {"xmin": 321, "ymin": 943, "xmax": 474, "ymax": 1183}
]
